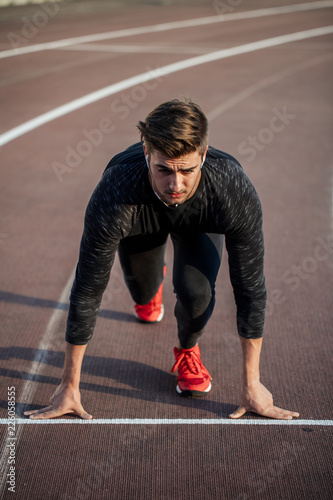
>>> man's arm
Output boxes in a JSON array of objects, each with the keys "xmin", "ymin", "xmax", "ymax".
[
  {"xmin": 25, "ymin": 174, "xmax": 121, "ymax": 419},
  {"xmin": 229, "ymin": 338, "xmax": 300, "ymax": 419},
  {"xmin": 24, "ymin": 343, "xmax": 92, "ymax": 420},
  {"xmin": 24, "ymin": 152, "xmax": 145, "ymax": 419},
  {"xmin": 221, "ymin": 166, "xmax": 299, "ymax": 419}
]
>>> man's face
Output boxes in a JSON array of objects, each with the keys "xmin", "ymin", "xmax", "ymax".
[{"xmin": 144, "ymin": 145, "xmax": 207, "ymax": 207}]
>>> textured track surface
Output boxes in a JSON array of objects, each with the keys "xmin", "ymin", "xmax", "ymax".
[{"xmin": 0, "ymin": 1, "xmax": 332, "ymax": 499}]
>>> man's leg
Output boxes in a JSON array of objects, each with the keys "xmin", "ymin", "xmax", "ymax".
[
  {"xmin": 170, "ymin": 232, "xmax": 223, "ymax": 396},
  {"xmin": 171, "ymin": 232, "xmax": 223, "ymax": 348},
  {"xmin": 118, "ymin": 232, "xmax": 168, "ymax": 307}
]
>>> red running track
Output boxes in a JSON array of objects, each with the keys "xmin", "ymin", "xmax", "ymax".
[{"xmin": 0, "ymin": 1, "xmax": 332, "ymax": 499}]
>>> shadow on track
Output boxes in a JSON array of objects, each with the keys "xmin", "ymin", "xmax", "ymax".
[
  {"xmin": 0, "ymin": 347, "xmax": 236, "ymax": 418},
  {"xmin": 0, "ymin": 290, "xmax": 135, "ymax": 322}
]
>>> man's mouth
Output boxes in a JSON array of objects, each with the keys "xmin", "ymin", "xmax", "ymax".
[{"xmin": 166, "ymin": 192, "xmax": 184, "ymax": 198}]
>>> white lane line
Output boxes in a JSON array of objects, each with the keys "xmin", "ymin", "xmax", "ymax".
[
  {"xmin": 0, "ymin": 269, "xmax": 75, "ymax": 494},
  {"xmin": 15, "ymin": 268, "xmax": 76, "ymax": 410},
  {"xmin": 0, "ymin": 418, "xmax": 332, "ymax": 425},
  {"xmin": 1, "ymin": 1, "xmax": 332, "ymax": 60},
  {"xmin": 59, "ymin": 43, "xmax": 214, "ymax": 55},
  {"xmin": 1, "ymin": 25, "xmax": 333, "ymax": 148}
]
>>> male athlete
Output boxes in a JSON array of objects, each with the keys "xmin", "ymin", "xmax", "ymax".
[{"xmin": 25, "ymin": 99, "xmax": 299, "ymax": 420}]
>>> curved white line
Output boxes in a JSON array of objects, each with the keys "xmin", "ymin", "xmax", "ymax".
[
  {"xmin": 0, "ymin": 1, "xmax": 332, "ymax": 60},
  {"xmin": 1, "ymin": 25, "xmax": 333, "ymax": 148}
]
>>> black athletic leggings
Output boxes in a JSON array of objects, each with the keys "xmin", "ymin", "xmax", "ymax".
[{"xmin": 118, "ymin": 231, "xmax": 223, "ymax": 349}]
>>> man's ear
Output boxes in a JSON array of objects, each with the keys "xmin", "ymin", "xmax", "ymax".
[
  {"xmin": 201, "ymin": 145, "xmax": 208, "ymax": 167},
  {"xmin": 142, "ymin": 142, "xmax": 147, "ymax": 156}
]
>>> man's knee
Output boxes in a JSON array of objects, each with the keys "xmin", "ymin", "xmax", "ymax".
[{"xmin": 174, "ymin": 270, "xmax": 213, "ymax": 319}]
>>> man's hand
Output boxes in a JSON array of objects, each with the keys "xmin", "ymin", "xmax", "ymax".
[
  {"xmin": 229, "ymin": 380, "xmax": 299, "ymax": 420},
  {"xmin": 24, "ymin": 342, "xmax": 91, "ymax": 420},
  {"xmin": 24, "ymin": 383, "xmax": 92, "ymax": 420}
]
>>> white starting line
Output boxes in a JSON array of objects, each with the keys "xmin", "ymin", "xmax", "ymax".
[{"xmin": 1, "ymin": 418, "xmax": 332, "ymax": 426}]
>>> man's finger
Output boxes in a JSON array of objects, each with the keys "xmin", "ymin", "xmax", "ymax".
[
  {"xmin": 229, "ymin": 406, "xmax": 247, "ymax": 419},
  {"xmin": 71, "ymin": 403, "xmax": 92, "ymax": 420},
  {"xmin": 24, "ymin": 406, "xmax": 92, "ymax": 420},
  {"xmin": 272, "ymin": 406, "xmax": 300, "ymax": 418},
  {"xmin": 263, "ymin": 408, "xmax": 293, "ymax": 420},
  {"xmin": 28, "ymin": 408, "xmax": 66, "ymax": 420},
  {"xmin": 24, "ymin": 406, "xmax": 54, "ymax": 416},
  {"xmin": 79, "ymin": 411, "xmax": 93, "ymax": 420},
  {"xmin": 263, "ymin": 407, "xmax": 300, "ymax": 420}
]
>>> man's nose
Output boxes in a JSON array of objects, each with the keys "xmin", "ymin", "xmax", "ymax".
[{"xmin": 169, "ymin": 172, "xmax": 182, "ymax": 191}]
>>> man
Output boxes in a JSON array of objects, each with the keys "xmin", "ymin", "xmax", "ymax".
[{"xmin": 25, "ymin": 99, "xmax": 299, "ymax": 420}]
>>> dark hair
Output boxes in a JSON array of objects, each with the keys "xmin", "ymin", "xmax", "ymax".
[{"xmin": 137, "ymin": 99, "xmax": 208, "ymax": 157}]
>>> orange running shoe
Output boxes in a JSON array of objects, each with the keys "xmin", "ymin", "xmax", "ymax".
[
  {"xmin": 171, "ymin": 345, "xmax": 212, "ymax": 397},
  {"xmin": 134, "ymin": 266, "xmax": 166, "ymax": 323}
]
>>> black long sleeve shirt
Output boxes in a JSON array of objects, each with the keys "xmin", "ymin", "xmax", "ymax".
[{"xmin": 66, "ymin": 142, "xmax": 266, "ymax": 344}]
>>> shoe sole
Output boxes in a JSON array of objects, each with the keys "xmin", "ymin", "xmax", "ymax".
[
  {"xmin": 135, "ymin": 305, "xmax": 164, "ymax": 323},
  {"xmin": 176, "ymin": 381, "xmax": 212, "ymax": 397}
]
